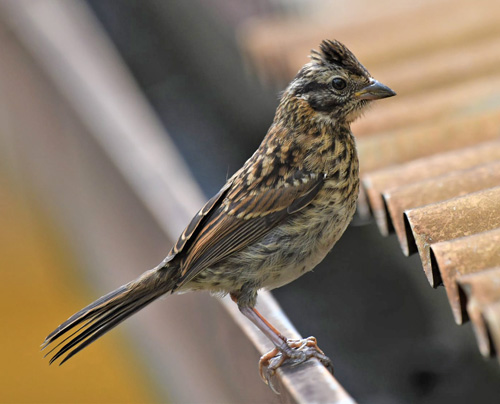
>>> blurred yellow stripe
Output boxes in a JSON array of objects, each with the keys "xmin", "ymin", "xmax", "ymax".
[{"xmin": 0, "ymin": 173, "xmax": 162, "ymax": 403}]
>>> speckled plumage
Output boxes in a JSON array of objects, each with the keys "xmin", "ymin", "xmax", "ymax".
[
  {"xmin": 43, "ymin": 40, "xmax": 395, "ymax": 375},
  {"xmin": 183, "ymin": 100, "xmax": 360, "ymax": 308}
]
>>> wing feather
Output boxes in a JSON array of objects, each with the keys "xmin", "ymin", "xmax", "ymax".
[{"xmin": 173, "ymin": 171, "xmax": 325, "ymax": 288}]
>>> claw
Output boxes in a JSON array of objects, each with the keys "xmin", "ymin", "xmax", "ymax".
[
  {"xmin": 258, "ymin": 347, "xmax": 279, "ymax": 381},
  {"xmin": 258, "ymin": 336, "xmax": 334, "ymax": 393}
]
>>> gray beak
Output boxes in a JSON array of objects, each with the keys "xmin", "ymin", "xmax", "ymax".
[{"xmin": 355, "ymin": 79, "xmax": 396, "ymax": 100}]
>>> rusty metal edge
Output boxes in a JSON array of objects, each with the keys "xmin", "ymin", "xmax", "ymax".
[
  {"xmin": 483, "ymin": 301, "xmax": 500, "ymax": 364},
  {"xmin": 429, "ymin": 247, "xmax": 465, "ymax": 323},
  {"xmin": 0, "ymin": 1, "xmax": 355, "ymax": 402},
  {"xmin": 383, "ymin": 161, "xmax": 500, "ymax": 257},
  {"xmin": 456, "ymin": 267, "xmax": 500, "ymax": 357},
  {"xmin": 430, "ymin": 227, "xmax": 500, "ymax": 325},
  {"xmin": 404, "ymin": 187, "xmax": 500, "ymax": 289},
  {"xmin": 360, "ymin": 139, "xmax": 500, "ymax": 240},
  {"xmin": 404, "ymin": 209, "xmax": 441, "ymax": 287},
  {"xmin": 402, "ymin": 211, "xmax": 419, "ymax": 258}
]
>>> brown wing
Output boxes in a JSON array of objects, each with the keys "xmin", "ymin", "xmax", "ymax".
[
  {"xmin": 171, "ymin": 170, "xmax": 326, "ymax": 289},
  {"xmin": 161, "ymin": 181, "xmax": 232, "ymax": 265}
]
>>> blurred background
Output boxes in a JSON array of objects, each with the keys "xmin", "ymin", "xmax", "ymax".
[{"xmin": 1, "ymin": 0, "xmax": 500, "ymax": 403}]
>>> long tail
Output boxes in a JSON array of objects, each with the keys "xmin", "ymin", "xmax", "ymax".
[{"xmin": 42, "ymin": 266, "xmax": 176, "ymax": 365}]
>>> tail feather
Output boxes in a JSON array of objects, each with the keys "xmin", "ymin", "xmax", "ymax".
[
  {"xmin": 44, "ymin": 285, "xmax": 129, "ymax": 343},
  {"xmin": 42, "ymin": 268, "xmax": 174, "ymax": 364}
]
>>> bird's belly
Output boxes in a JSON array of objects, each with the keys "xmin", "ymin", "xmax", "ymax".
[{"xmin": 248, "ymin": 196, "xmax": 357, "ymax": 291}]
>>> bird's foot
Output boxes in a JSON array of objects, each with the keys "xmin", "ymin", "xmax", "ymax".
[{"xmin": 259, "ymin": 336, "xmax": 333, "ymax": 393}]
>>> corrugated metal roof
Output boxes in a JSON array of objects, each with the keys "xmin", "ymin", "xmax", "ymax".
[{"xmin": 239, "ymin": 0, "xmax": 500, "ymax": 363}]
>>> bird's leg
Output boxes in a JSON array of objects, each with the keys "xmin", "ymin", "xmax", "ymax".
[{"xmin": 235, "ymin": 299, "xmax": 333, "ymax": 391}]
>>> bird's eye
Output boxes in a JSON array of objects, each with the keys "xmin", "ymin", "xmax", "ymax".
[{"xmin": 331, "ymin": 77, "xmax": 347, "ymax": 91}]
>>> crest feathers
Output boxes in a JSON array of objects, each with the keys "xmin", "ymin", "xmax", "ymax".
[{"xmin": 311, "ymin": 40, "xmax": 369, "ymax": 77}]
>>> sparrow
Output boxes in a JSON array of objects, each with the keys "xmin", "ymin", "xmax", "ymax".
[{"xmin": 42, "ymin": 39, "xmax": 395, "ymax": 391}]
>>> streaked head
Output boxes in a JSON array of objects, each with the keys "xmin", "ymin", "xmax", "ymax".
[{"xmin": 289, "ymin": 40, "xmax": 395, "ymax": 123}]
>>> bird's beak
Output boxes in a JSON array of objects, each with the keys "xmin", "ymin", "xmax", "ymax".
[{"xmin": 355, "ymin": 79, "xmax": 396, "ymax": 100}]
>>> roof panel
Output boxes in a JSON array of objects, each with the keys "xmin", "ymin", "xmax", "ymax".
[
  {"xmin": 430, "ymin": 230, "xmax": 500, "ymax": 324},
  {"xmin": 361, "ymin": 140, "xmax": 500, "ymax": 235},
  {"xmin": 457, "ymin": 267, "xmax": 500, "ymax": 356},
  {"xmin": 404, "ymin": 187, "xmax": 500, "ymax": 286},
  {"xmin": 384, "ymin": 161, "xmax": 500, "ymax": 254}
]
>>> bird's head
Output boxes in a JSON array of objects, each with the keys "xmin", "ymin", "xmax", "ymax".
[{"xmin": 288, "ymin": 40, "xmax": 395, "ymax": 124}]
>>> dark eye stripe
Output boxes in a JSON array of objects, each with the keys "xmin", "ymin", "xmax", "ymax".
[{"xmin": 297, "ymin": 81, "xmax": 328, "ymax": 95}]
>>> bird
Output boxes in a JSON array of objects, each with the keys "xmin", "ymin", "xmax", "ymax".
[{"xmin": 42, "ymin": 39, "xmax": 395, "ymax": 391}]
